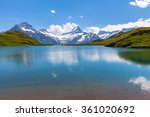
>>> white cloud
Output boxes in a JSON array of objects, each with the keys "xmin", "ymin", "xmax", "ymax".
[
  {"xmin": 101, "ymin": 18, "xmax": 150, "ymax": 32},
  {"xmin": 51, "ymin": 10, "xmax": 56, "ymax": 14},
  {"xmin": 47, "ymin": 23, "xmax": 78, "ymax": 35},
  {"xmin": 129, "ymin": 0, "xmax": 150, "ymax": 8},
  {"xmin": 84, "ymin": 27, "xmax": 100, "ymax": 34},
  {"xmin": 68, "ymin": 16, "xmax": 73, "ymax": 20},
  {"xmin": 80, "ymin": 16, "xmax": 84, "ymax": 19}
]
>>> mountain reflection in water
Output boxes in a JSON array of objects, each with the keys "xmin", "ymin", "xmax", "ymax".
[
  {"xmin": 1, "ymin": 46, "xmax": 150, "ymax": 67},
  {"xmin": 0, "ymin": 46, "xmax": 150, "ymax": 99},
  {"xmin": 119, "ymin": 50, "xmax": 150, "ymax": 66}
]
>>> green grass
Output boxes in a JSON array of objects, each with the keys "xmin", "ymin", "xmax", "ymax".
[
  {"xmin": 92, "ymin": 27, "xmax": 150, "ymax": 48},
  {"xmin": 0, "ymin": 32, "xmax": 41, "ymax": 46}
]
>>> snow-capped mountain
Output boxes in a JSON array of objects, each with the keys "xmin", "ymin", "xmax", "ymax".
[
  {"xmin": 40, "ymin": 26, "xmax": 100, "ymax": 44},
  {"xmin": 9, "ymin": 22, "xmax": 59, "ymax": 44},
  {"xmin": 98, "ymin": 30, "xmax": 120, "ymax": 39},
  {"xmin": 62, "ymin": 26, "xmax": 83, "ymax": 35},
  {"xmin": 9, "ymin": 22, "xmax": 100, "ymax": 44},
  {"xmin": 98, "ymin": 28, "xmax": 134, "ymax": 39}
]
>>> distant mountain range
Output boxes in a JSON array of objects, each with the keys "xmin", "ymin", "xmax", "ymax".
[
  {"xmin": 9, "ymin": 22, "xmax": 100, "ymax": 45},
  {"xmin": 8, "ymin": 22, "xmax": 136, "ymax": 45},
  {"xmin": 1, "ymin": 22, "xmax": 150, "ymax": 47}
]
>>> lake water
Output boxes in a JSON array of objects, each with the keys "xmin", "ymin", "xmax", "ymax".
[{"xmin": 0, "ymin": 46, "xmax": 150, "ymax": 100}]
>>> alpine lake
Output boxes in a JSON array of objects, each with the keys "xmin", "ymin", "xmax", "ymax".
[{"xmin": 0, "ymin": 46, "xmax": 150, "ymax": 100}]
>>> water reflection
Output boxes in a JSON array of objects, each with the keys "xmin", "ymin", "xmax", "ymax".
[
  {"xmin": 119, "ymin": 50, "xmax": 150, "ymax": 66},
  {"xmin": 46, "ymin": 47, "xmax": 131, "ymax": 65},
  {"xmin": 129, "ymin": 76, "xmax": 150, "ymax": 92},
  {"xmin": 0, "ymin": 46, "xmax": 150, "ymax": 67},
  {"xmin": 80, "ymin": 48, "xmax": 124, "ymax": 62},
  {"xmin": 0, "ymin": 46, "xmax": 150, "ymax": 99},
  {"xmin": 47, "ymin": 48, "xmax": 79, "ymax": 65},
  {"xmin": 0, "ymin": 52, "xmax": 34, "ymax": 67}
]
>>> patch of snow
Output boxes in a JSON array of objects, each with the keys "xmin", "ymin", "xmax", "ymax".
[{"xmin": 21, "ymin": 27, "xmax": 35, "ymax": 33}]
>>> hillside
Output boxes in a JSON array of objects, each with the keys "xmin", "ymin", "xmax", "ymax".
[
  {"xmin": 92, "ymin": 27, "xmax": 150, "ymax": 48},
  {"xmin": 0, "ymin": 32, "xmax": 41, "ymax": 46}
]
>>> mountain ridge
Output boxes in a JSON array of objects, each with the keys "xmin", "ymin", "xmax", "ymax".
[
  {"xmin": 92, "ymin": 27, "xmax": 150, "ymax": 48},
  {"xmin": 9, "ymin": 22, "xmax": 59, "ymax": 44},
  {"xmin": 9, "ymin": 22, "xmax": 100, "ymax": 45}
]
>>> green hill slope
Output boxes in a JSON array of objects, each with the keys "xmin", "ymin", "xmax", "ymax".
[
  {"xmin": 92, "ymin": 27, "xmax": 150, "ymax": 48},
  {"xmin": 0, "ymin": 32, "xmax": 41, "ymax": 46}
]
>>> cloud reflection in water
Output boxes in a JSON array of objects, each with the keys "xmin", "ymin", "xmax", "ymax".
[
  {"xmin": 46, "ymin": 47, "xmax": 131, "ymax": 65},
  {"xmin": 129, "ymin": 76, "xmax": 150, "ymax": 92},
  {"xmin": 47, "ymin": 49, "xmax": 79, "ymax": 65}
]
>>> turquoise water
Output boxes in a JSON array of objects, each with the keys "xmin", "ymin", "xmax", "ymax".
[{"xmin": 0, "ymin": 46, "xmax": 150, "ymax": 100}]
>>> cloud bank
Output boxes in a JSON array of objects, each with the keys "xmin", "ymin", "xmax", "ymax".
[
  {"xmin": 85, "ymin": 18, "xmax": 150, "ymax": 34},
  {"xmin": 46, "ymin": 18, "xmax": 150, "ymax": 35},
  {"xmin": 101, "ymin": 18, "xmax": 150, "ymax": 32},
  {"xmin": 47, "ymin": 23, "xmax": 78, "ymax": 35},
  {"xmin": 129, "ymin": 0, "xmax": 150, "ymax": 8}
]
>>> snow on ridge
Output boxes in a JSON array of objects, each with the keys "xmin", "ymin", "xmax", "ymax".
[{"xmin": 21, "ymin": 27, "xmax": 35, "ymax": 33}]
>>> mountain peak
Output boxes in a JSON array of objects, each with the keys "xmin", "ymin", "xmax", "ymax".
[
  {"xmin": 71, "ymin": 26, "xmax": 83, "ymax": 33},
  {"xmin": 39, "ymin": 29, "xmax": 47, "ymax": 32},
  {"xmin": 62, "ymin": 26, "xmax": 83, "ymax": 35},
  {"xmin": 9, "ymin": 22, "xmax": 36, "ymax": 33},
  {"xmin": 20, "ymin": 22, "xmax": 30, "ymax": 25},
  {"xmin": 18, "ymin": 22, "xmax": 34, "ymax": 29}
]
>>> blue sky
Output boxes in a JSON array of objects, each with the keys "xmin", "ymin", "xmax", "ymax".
[{"xmin": 0, "ymin": 0, "xmax": 150, "ymax": 31}]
